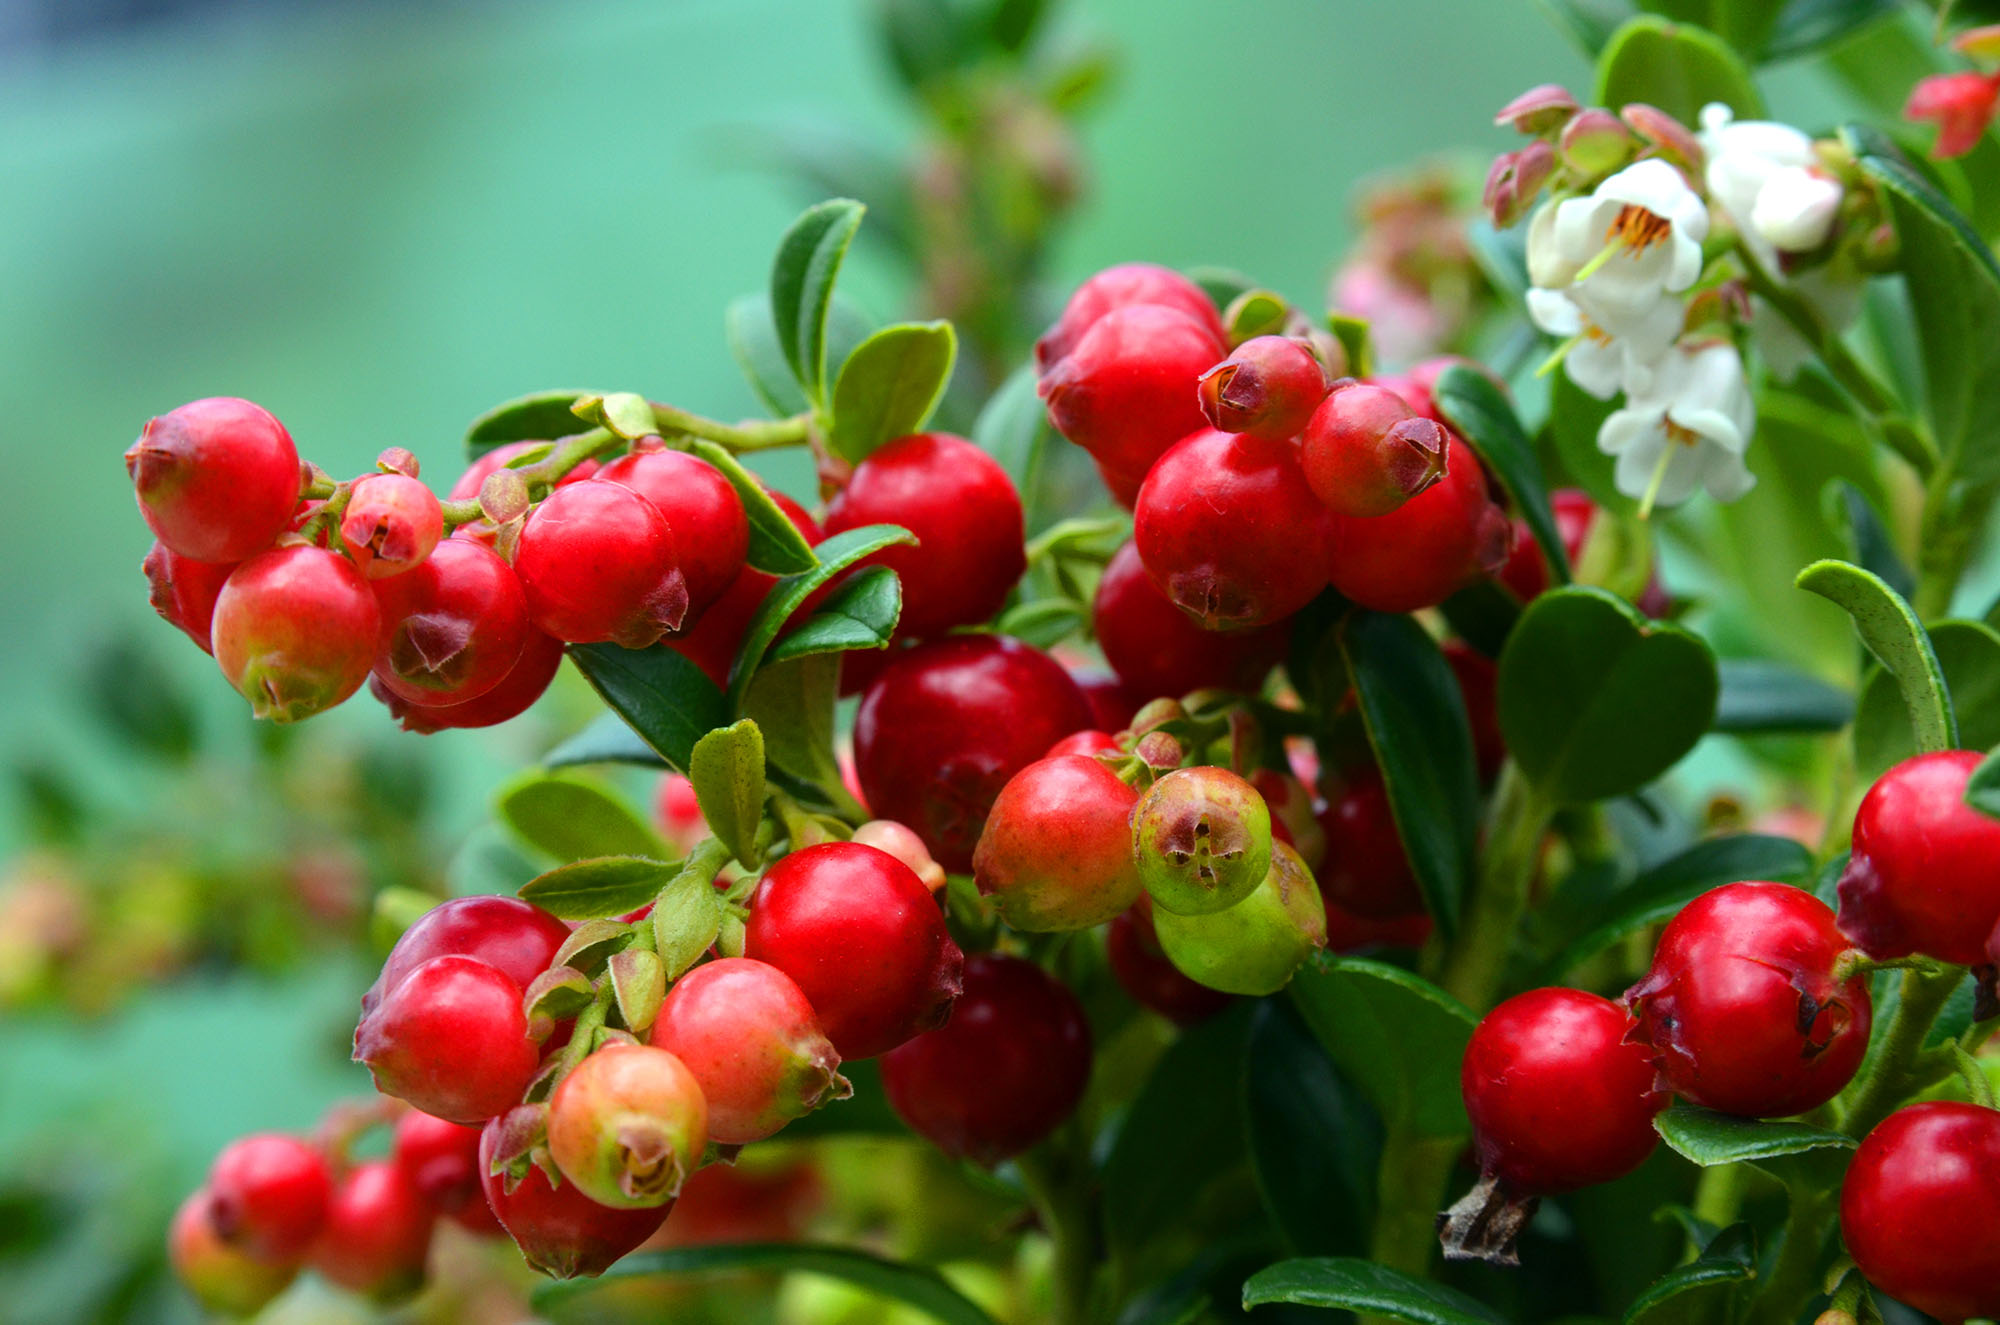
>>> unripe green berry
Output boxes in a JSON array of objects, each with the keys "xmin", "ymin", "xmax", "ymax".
[
  {"xmin": 1130, "ymin": 766, "xmax": 1272, "ymax": 916},
  {"xmin": 1152, "ymin": 841, "xmax": 1326, "ymax": 995}
]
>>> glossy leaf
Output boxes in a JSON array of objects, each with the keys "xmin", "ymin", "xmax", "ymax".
[
  {"xmin": 1968, "ymin": 747, "xmax": 2000, "ymax": 821},
  {"xmin": 827, "ymin": 321, "xmax": 957, "ymax": 463},
  {"xmin": 765, "ymin": 565, "xmax": 904, "ymax": 666},
  {"xmin": 463, "ymin": 389, "xmax": 595, "ymax": 460},
  {"xmin": 688, "ymin": 719, "xmax": 766, "ymax": 867},
  {"xmin": 1242, "ymin": 1002, "xmax": 1378, "ymax": 1257},
  {"xmin": 543, "ymin": 712, "xmax": 668, "ymax": 770},
  {"xmin": 568, "ymin": 643, "xmax": 731, "ymax": 775},
  {"xmin": 741, "ymin": 654, "xmax": 847, "ymax": 804},
  {"xmin": 1497, "ymin": 587, "xmax": 1718, "ymax": 805},
  {"xmin": 1337, "ymin": 611, "xmax": 1481, "ymax": 937},
  {"xmin": 1440, "ymin": 581, "xmax": 1522, "ymax": 659},
  {"xmin": 1594, "ymin": 15, "xmax": 1764, "ymax": 121},
  {"xmin": 727, "ymin": 525, "xmax": 918, "ymax": 710},
  {"xmin": 494, "ymin": 770, "xmax": 667, "ymax": 862},
  {"xmin": 685, "ymin": 439, "xmax": 818, "ymax": 576},
  {"xmin": 1288, "ymin": 956, "xmax": 1475, "ymax": 1140},
  {"xmin": 1796, "ymin": 558, "xmax": 1956, "ymax": 753},
  {"xmin": 770, "ymin": 199, "xmax": 865, "ymax": 404},
  {"xmin": 517, "ymin": 856, "xmax": 677, "ymax": 921},
  {"xmin": 1654, "ymin": 1106, "xmax": 1855, "ymax": 1189},
  {"xmin": 533, "ymin": 1243, "xmax": 998, "ymax": 1325},
  {"xmin": 1853, "ymin": 619, "xmax": 2000, "ymax": 778},
  {"xmin": 1242, "ymin": 1258, "xmax": 1505, "ymax": 1324},
  {"xmin": 1434, "ymin": 364, "xmax": 1567, "ymax": 585},
  {"xmin": 1712, "ymin": 659, "xmax": 1852, "ymax": 734},
  {"xmin": 1622, "ymin": 1222, "xmax": 1756, "ymax": 1325},
  {"xmin": 727, "ymin": 293, "xmax": 810, "ymax": 417}
]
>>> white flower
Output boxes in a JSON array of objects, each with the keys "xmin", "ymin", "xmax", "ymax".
[
  {"xmin": 1597, "ymin": 341, "xmax": 1757, "ymax": 510},
  {"xmin": 1699, "ymin": 103, "xmax": 1840, "ymax": 258},
  {"xmin": 1750, "ymin": 165, "xmax": 1843, "ymax": 253},
  {"xmin": 1526, "ymin": 286, "xmax": 1683, "ymax": 399},
  {"xmin": 1536, "ymin": 159, "xmax": 1709, "ymax": 317}
]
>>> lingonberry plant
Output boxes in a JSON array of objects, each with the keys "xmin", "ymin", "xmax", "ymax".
[{"xmin": 138, "ymin": 5, "xmax": 2000, "ymax": 1321}]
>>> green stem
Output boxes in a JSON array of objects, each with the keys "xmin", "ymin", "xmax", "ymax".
[
  {"xmin": 1363, "ymin": 1129, "xmax": 1463, "ymax": 1287},
  {"xmin": 649, "ymin": 402, "xmax": 812, "ymax": 452},
  {"xmin": 550, "ymin": 980, "xmax": 616, "ymax": 1085},
  {"xmin": 437, "ymin": 426, "xmax": 624, "ymax": 526},
  {"xmin": 1912, "ymin": 479, "xmax": 1993, "ymax": 622},
  {"xmin": 1834, "ymin": 965, "xmax": 1964, "ymax": 1139},
  {"xmin": 1438, "ymin": 762, "xmax": 1552, "ymax": 1011},
  {"xmin": 1691, "ymin": 1162, "xmax": 1748, "ymax": 1234},
  {"xmin": 1746, "ymin": 1189, "xmax": 1837, "ymax": 1325},
  {"xmin": 1016, "ymin": 1142, "xmax": 1099, "ymax": 1325}
]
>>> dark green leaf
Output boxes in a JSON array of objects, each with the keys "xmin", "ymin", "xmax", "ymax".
[
  {"xmin": 463, "ymin": 390, "xmax": 596, "ymax": 460},
  {"xmin": 1796, "ymin": 558, "xmax": 1956, "ymax": 754},
  {"xmin": 685, "ymin": 439, "xmax": 818, "ymax": 576},
  {"xmin": 1337, "ymin": 612, "xmax": 1481, "ymax": 936},
  {"xmin": 688, "ymin": 719, "xmax": 766, "ymax": 867},
  {"xmin": 1439, "ymin": 581, "xmax": 1523, "ymax": 658},
  {"xmin": 1186, "ymin": 266, "xmax": 1257, "ymax": 310},
  {"xmin": 1243, "ymin": 1002, "xmax": 1378, "ymax": 1257},
  {"xmin": 1594, "ymin": 15, "xmax": 1764, "ymax": 121},
  {"xmin": 1498, "ymin": 587, "xmax": 1719, "ymax": 805},
  {"xmin": 1713, "ymin": 659, "xmax": 1852, "ymax": 734},
  {"xmin": 568, "ymin": 644, "xmax": 730, "ymax": 775},
  {"xmin": 727, "ymin": 525, "xmax": 918, "ymax": 710},
  {"xmin": 543, "ymin": 712, "xmax": 668, "ymax": 770},
  {"xmin": 1241, "ymin": 1258, "xmax": 1505, "ymax": 1324},
  {"xmin": 517, "ymin": 856, "xmax": 676, "ymax": 921},
  {"xmin": 971, "ymin": 362, "xmax": 1049, "ymax": 489},
  {"xmin": 1435, "ymin": 365, "xmax": 1567, "ymax": 586},
  {"xmin": 1825, "ymin": 479, "xmax": 1913, "ymax": 601},
  {"xmin": 1288, "ymin": 956, "xmax": 1476, "ymax": 1140},
  {"xmin": 770, "ymin": 199, "xmax": 866, "ymax": 404},
  {"xmin": 652, "ymin": 865, "xmax": 726, "ymax": 981},
  {"xmin": 765, "ymin": 566, "xmax": 904, "ymax": 666},
  {"xmin": 533, "ymin": 1243, "xmax": 998, "ymax": 1325},
  {"xmin": 495, "ymin": 770, "xmax": 667, "ymax": 862},
  {"xmin": 1654, "ymin": 1106, "xmax": 1856, "ymax": 1189},
  {"xmin": 1854, "ymin": 619, "xmax": 2000, "ymax": 778},
  {"xmin": 741, "ymin": 654, "xmax": 860, "ymax": 816},
  {"xmin": 85, "ymin": 635, "xmax": 195, "ymax": 762},
  {"xmin": 1622, "ymin": 1221, "xmax": 1755, "ymax": 1325},
  {"xmin": 827, "ymin": 321, "xmax": 957, "ymax": 463},
  {"xmin": 1762, "ymin": 0, "xmax": 1899, "ymax": 63},
  {"xmin": 1968, "ymin": 747, "xmax": 2000, "ymax": 821}
]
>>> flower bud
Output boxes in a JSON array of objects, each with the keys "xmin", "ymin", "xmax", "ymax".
[
  {"xmin": 1560, "ymin": 107, "xmax": 1635, "ymax": 176},
  {"xmin": 1494, "ymin": 83, "xmax": 1578, "ymax": 136}
]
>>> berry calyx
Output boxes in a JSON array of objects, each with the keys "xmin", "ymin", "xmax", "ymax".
[
  {"xmin": 477, "ymin": 1113, "xmax": 670, "ymax": 1278},
  {"xmin": 1039, "ymin": 303, "xmax": 1226, "ymax": 488},
  {"xmin": 1196, "ymin": 335, "xmax": 1329, "ymax": 439},
  {"xmin": 1837, "ymin": 750, "xmax": 2000, "ymax": 967},
  {"xmin": 1093, "ymin": 540, "xmax": 1287, "ymax": 701},
  {"xmin": 372, "ymin": 628, "xmax": 564, "ymax": 733},
  {"xmin": 309, "ymin": 1160, "xmax": 434, "ymax": 1302},
  {"xmin": 1130, "ymin": 765, "xmax": 1273, "ymax": 916},
  {"xmin": 595, "ymin": 447, "xmax": 749, "ymax": 622},
  {"xmin": 1323, "ymin": 430, "xmax": 1513, "ymax": 613},
  {"xmin": 353, "ymin": 954, "xmax": 543, "ymax": 1123},
  {"xmin": 1150, "ymin": 840, "xmax": 1327, "ymax": 995},
  {"xmin": 1300, "ymin": 380, "xmax": 1447, "ymax": 517},
  {"xmin": 338, "ymin": 473, "xmax": 443, "ymax": 579},
  {"xmin": 547, "ymin": 1043, "xmax": 710, "ymax": 1209},
  {"xmin": 169, "ymin": 1190, "xmax": 298, "ymax": 1317},
  {"xmin": 1035, "ymin": 262, "xmax": 1226, "ymax": 371},
  {"xmin": 513, "ymin": 480, "xmax": 689, "ymax": 647},
  {"xmin": 369, "ymin": 537, "xmax": 532, "ymax": 706},
  {"xmin": 206, "ymin": 1133, "xmax": 332, "ymax": 1264},
  {"xmin": 880, "ymin": 953, "xmax": 1092, "ymax": 1166},
  {"xmin": 1105, "ymin": 895, "xmax": 1234, "ymax": 1024},
  {"xmin": 391, "ymin": 1110, "xmax": 485, "ymax": 1216},
  {"xmin": 143, "ymin": 542, "xmax": 236, "ymax": 654},
  {"xmin": 211, "ymin": 543, "xmax": 382, "ymax": 722},
  {"xmin": 973, "ymin": 753, "xmax": 1143, "ymax": 931},
  {"xmin": 1840, "ymin": 1101, "xmax": 2000, "ymax": 1322},
  {"xmin": 125, "ymin": 397, "xmax": 301, "ymax": 563}
]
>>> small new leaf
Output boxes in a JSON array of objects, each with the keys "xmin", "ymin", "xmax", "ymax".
[
  {"xmin": 653, "ymin": 868, "xmax": 726, "ymax": 981},
  {"xmin": 828, "ymin": 321, "xmax": 957, "ymax": 463},
  {"xmin": 608, "ymin": 949, "xmax": 666, "ymax": 1036},
  {"xmin": 689, "ymin": 720, "xmax": 767, "ymax": 868},
  {"xmin": 518, "ymin": 856, "xmax": 678, "ymax": 922},
  {"xmin": 552, "ymin": 919, "xmax": 637, "ymax": 978},
  {"xmin": 770, "ymin": 199, "xmax": 866, "ymax": 403}
]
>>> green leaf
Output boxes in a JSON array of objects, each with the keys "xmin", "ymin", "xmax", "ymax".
[
  {"xmin": 543, "ymin": 713, "xmax": 668, "ymax": 770},
  {"xmin": 1594, "ymin": 15, "xmax": 1764, "ymax": 122},
  {"xmin": 1439, "ymin": 581, "xmax": 1522, "ymax": 658},
  {"xmin": 684, "ymin": 438, "xmax": 818, "ymax": 576},
  {"xmin": 652, "ymin": 865, "xmax": 726, "ymax": 981},
  {"xmin": 1536, "ymin": 0, "xmax": 1633, "ymax": 57},
  {"xmin": 1654, "ymin": 1106, "xmax": 1856, "ymax": 1189},
  {"xmin": 1337, "ymin": 612, "xmax": 1482, "ymax": 937},
  {"xmin": 1854, "ymin": 619, "xmax": 2000, "ymax": 778},
  {"xmin": 688, "ymin": 719, "xmax": 766, "ymax": 867},
  {"xmin": 1547, "ymin": 371, "xmax": 1621, "ymax": 507},
  {"xmin": 494, "ymin": 770, "xmax": 667, "ymax": 862},
  {"xmin": 1288, "ymin": 956, "xmax": 1476, "ymax": 1140},
  {"xmin": 1713, "ymin": 659, "xmax": 1853, "ymax": 734},
  {"xmin": 532, "ymin": 1243, "xmax": 998, "ymax": 1325},
  {"xmin": 463, "ymin": 389, "xmax": 596, "ymax": 460},
  {"xmin": 971, "ymin": 362, "xmax": 1049, "ymax": 488},
  {"xmin": 727, "ymin": 525, "xmax": 919, "ymax": 710},
  {"xmin": 1846, "ymin": 124, "xmax": 2000, "ymax": 484},
  {"xmin": 1969, "ymin": 747, "xmax": 2000, "ymax": 821},
  {"xmin": 765, "ymin": 565, "xmax": 904, "ymax": 666},
  {"xmin": 567, "ymin": 644, "xmax": 730, "ymax": 775},
  {"xmin": 1434, "ymin": 365, "xmax": 1567, "ymax": 586},
  {"xmin": 1825, "ymin": 479, "xmax": 1913, "ymax": 602},
  {"xmin": 1327, "ymin": 314, "xmax": 1374, "ymax": 380},
  {"xmin": 1544, "ymin": 834, "xmax": 1814, "ymax": 978},
  {"xmin": 1796, "ymin": 558, "xmax": 1957, "ymax": 753},
  {"xmin": 727, "ymin": 293, "xmax": 811, "ymax": 417},
  {"xmin": 1186, "ymin": 266, "xmax": 1258, "ymax": 310},
  {"xmin": 518, "ymin": 856, "xmax": 676, "ymax": 921},
  {"xmin": 741, "ymin": 653, "xmax": 857, "ymax": 815},
  {"xmin": 85, "ymin": 635, "xmax": 196, "ymax": 762},
  {"xmin": 1243, "ymin": 1002, "xmax": 1378, "ymax": 1257},
  {"xmin": 770, "ymin": 199, "xmax": 866, "ymax": 404},
  {"xmin": 995, "ymin": 597, "xmax": 1085, "ymax": 651},
  {"xmin": 1622, "ymin": 1222, "xmax": 1755, "ymax": 1325},
  {"xmin": 1762, "ymin": 0, "xmax": 1899, "ymax": 63},
  {"xmin": 827, "ymin": 321, "xmax": 957, "ymax": 463},
  {"xmin": 1241, "ymin": 1258, "xmax": 1505, "ymax": 1324},
  {"xmin": 1498, "ymin": 587, "xmax": 1719, "ymax": 805}
]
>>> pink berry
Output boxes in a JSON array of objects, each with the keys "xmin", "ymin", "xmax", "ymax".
[{"xmin": 143, "ymin": 541, "xmax": 236, "ymax": 654}]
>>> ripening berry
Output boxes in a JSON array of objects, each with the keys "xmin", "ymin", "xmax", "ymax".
[
  {"xmin": 1151, "ymin": 841, "xmax": 1327, "ymax": 995},
  {"xmin": 1323, "ymin": 432, "xmax": 1513, "ymax": 613},
  {"xmin": 596, "ymin": 447, "xmax": 750, "ymax": 622},
  {"xmin": 478, "ymin": 1114, "xmax": 669, "ymax": 1278},
  {"xmin": 126, "ymin": 397, "xmax": 301, "ymax": 563},
  {"xmin": 1106, "ymin": 895, "xmax": 1234, "ymax": 1024},
  {"xmin": 1039, "ymin": 303, "xmax": 1226, "ymax": 490},
  {"xmin": 1131, "ymin": 766, "xmax": 1274, "ymax": 916},
  {"xmin": 974, "ymin": 754, "xmax": 1143, "ymax": 931},
  {"xmin": 849, "ymin": 820, "xmax": 947, "ymax": 892},
  {"xmin": 169, "ymin": 1190, "xmax": 297, "ymax": 1317},
  {"xmin": 547, "ymin": 1044, "xmax": 709, "ymax": 1209},
  {"xmin": 310, "ymin": 1161, "xmax": 434, "ymax": 1302},
  {"xmin": 513, "ymin": 481, "xmax": 689, "ymax": 647},
  {"xmin": 370, "ymin": 537, "xmax": 532, "ymax": 706},
  {"xmin": 1035, "ymin": 262, "xmax": 1225, "ymax": 371},
  {"xmin": 211, "ymin": 544, "xmax": 382, "ymax": 722},
  {"xmin": 339, "ymin": 473, "xmax": 443, "ymax": 579},
  {"xmin": 206, "ymin": 1133, "xmax": 332, "ymax": 1264},
  {"xmin": 1837, "ymin": 750, "xmax": 2000, "ymax": 967},
  {"xmin": 1197, "ymin": 336, "xmax": 1329, "ymax": 439},
  {"xmin": 1841, "ymin": 1102, "xmax": 2000, "ymax": 1322},
  {"xmin": 143, "ymin": 541, "xmax": 236, "ymax": 654},
  {"xmin": 372, "ymin": 628, "xmax": 563, "ymax": 733},
  {"xmin": 1300, "ymin": 381, "xmax": 1447, "ymax": 517},
  {"xmin": 391, "ymin": 1111, "xmax": 486, "ymax": 1216},
  {"xmin": 1093, "ymin": 541, "xmax": 1287, "ymax": 701}
]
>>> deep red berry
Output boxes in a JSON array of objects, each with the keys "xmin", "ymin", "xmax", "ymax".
[
  {"xmin": 1093, "ymin": 540, "xmax": 1287, "ymax": 700},
  {"xmin": 1462, "ymin": 988, "xmax": 1665, "ymax": 1196},
  {"xmin": 1105, "ymin": 895, "xmax": 1234, "ymax": 1024},
  {"xmin": 354, "ymin": 954, "xmax": 542, "ymax": 1123},
  {"xmin": 391, "ymin": 1110, "xmax": 485, "ymax": 1215},
  {"xmin": 1197, "ymin": 335, "xmax": 1328, "ymax": 439},
  {"xmin": 1251, "ymin": 768, "xmax": 1326, "ymax": 871},
  {"xmin": 362, "ymin": 895, "xmax": 572, "ymax": 1016},
  {"xmin": 1131, "ymin": 765, "xmax": 1274, "ymax": 915},
  {"xmin": 143, "ymin": 542, "xmax": 236, "ymax": 654},
  {"xmin": 547, "ymin": 1044, "xmax": 709, "ymax": 1209},
  {"xmin": 206, "ymin": 1133, "xmax": 332, "ymax": 1264},
  {"xmin": 853, "ymin": 634, "xmax": 1093, "ymax": 872},
  {"xmin": 477, "ymin": 1114, "xmax": 670, "ymax": 1279},
  {"xmin": 973, "ymin": 754, "xmax": 1142, "ymax": 931},
  {"xmin": 1324, "ymin": 899, "xmax": 1434, "ymax": 953},
  {"xmin": 1300, "ymin": 381, "xmax": 1448, "ymax": 517},
  {"xmin": 1442, "ymin": 641, "xmax": 1504, "ymax": 780},
  {"xmin": 211, "ymin": 544, "xmax": 382, "ymax": 722},
  {"xmin": 654, "ymin": 773, "xmax": 706, "ymax": 853},
  {"xmin": 880, "ymin": 954, "xmax": 1092, "ymax": 1166},
  {"xmin": 1837, "ymin": 750, "xmax": 2000, "ymax": 967},
  {"xmin": 1095, "ymin": 456, "xmax": 1145, "ymax": 510},
  {"xmin": 1841, "ymin": 1102, "xmax": 2000, "ymax": 1322},
  {"xmin": 370, "ymin": 538, "xmax": 532, "ymax": 706},
  {"xmin": 310, "ymin": 1161, "xmax": 434, "ymax": 1301},
  {"xmin": 126, "ymin": 397, "xmax": 301, "ymax": 563},
  {"xmin": 1047, "ymin": 728, "xmax": 1122, "ymax": 759},
  {"xmin": 649, "ymin": 957, "xmax": 848, "ymax": 1145},
  {"xmin": 596, "ymin": 447, "xmax": 750, "ymax": 621},
  {"xmin": 1627, "ymin": 881, "xmax": 1872, "ymax": 1118},
  {"xmin": 1316, "ymin": 765, "xmax": 1423, "ymax": 920},
  {"xmin": 670, "ymin": 491, "xmax": 823, "ymax": 688},
  {"xmin": 1495, "ymin": 487, "xmax": 1596, "ymax": 601},
  {"xmin": 339, "ymin": 473, "xmax": 443, "ymax": 580},
  {"xmin": 372, "ymin": 628, "xmax": 564, "ymax": 733},
  {"xmin": 744, "ymin": 842, "xmax": 964, "ymax": 1060},
  {"xmin": 1150, "ymin": 841, "xmax": 1326, "ymax": 995},
  {"xmin": 448, "ymin": 440, "xmax": 598, "ymax": 501},
  {"xmin": 170, "ymin": 1190, "xmax": 297, "ymax": 1317},
  {"xmin": 1034, "ymin": 262, "xmax": 1225, "ymax": 371},
  {"xmin": 1323, "ymin": 432, "xmax": 1512, "ymax": 613},
  {"xmin": 1071, "ymin": 669, "xmax": 1139, "ymax": 732},
  {"xmin": 655, "ymin": 1161, "xmax": 824, "ymax": 1248},
  {"xmin": 1039, "ymin": 304, "xmax": 1226, "ymax": 489},
  {"xmin": 1133, "ymin": 429, "xmax": 1335, "ymax": 631},
  {"xmin": 514, "ymin": 481, "xmax": 688, "ymax": 647}
]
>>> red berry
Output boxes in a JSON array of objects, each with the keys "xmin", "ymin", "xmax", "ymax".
[
  {"xmin": 371, "ymin": 628, "xmax": 563, "ymax": 733},
  {"xmin": 853, "ymin": 635, "xmax": 1094, "ymax": 871},
  {"xmin": 514, "ymin": 481, "xmax": 688, "ymax": 647},
  {"xmin": 1841, "ymin": 1101, "xmax": 2000, "ymax": 1322},
  {"xmin": 1315, "ymin": 765, "xmax": 1422, "ymax": 920},
  {"xmin": 1047, "ymin": 728, "xmax": 1122, "ymax": 759},
  {"xmin": 547, "ymin": 1044, "xmax": 709, "ymax": 1209},
  {"xmin": 744, "ymin": 842, "xmax": 964, "ymax": 1060},
  {"xmin": 1837, "ymin": 750, "xmax": 2000, "ymax": 967},
  {"xmin": 1300, "ymin": 381, "xmax": 1449, "ymax": 518},
  {"xmin": 656, "ymin": 1161, "xmax": 824, "ymax": 1247},
  {"xmin": 1134, "ymin": 429, "xmax": 1334, "ymax": 631},
  {"xmin": 1105, "ymin": 895, "xmax": 1234, "ymax": 1024},
  {"xmin": 596, "ymin": 447, "xmax": 749, "ymax": 621},
  {"xmin": 880, "ymin": 953, "xmax": 1091, "ymax": 1165},
  {"xmin": 169, "ymin": 1190, "xmax": 297, "ymax": 1316},
  {"xmin": 822, "ymin": 433, "xmax": 1026, "ymax": 639},
  {"xmin": 339, "ymin": 473, "xmax": 443, "ymax": 580},
  {"xmin": 648, "ymin": 957, "xmax": 848, "ymax": 1145},
  {"xmin": 1906, "ymin": 70, "xmax": 2000, "ymax": 160},
  {"xmin": 1071, "ymin": 669, "xmax": 1139, "ymax": 732},
  {"xmin": 1039, "ymin": 304, "xmax": 1226, "ymax": 488},
  {"xmin": 1034, "ymin": 262, "xmax": 1225, "ymax": 372},
  {"xmin": 1094, "ymin": 540, "xmax": 1287, "ymax": 701},
  {"xmin": 477, "ymin": 1115, "xmax": 669, "ymax": 1278},
  {"xmin": 206, "ymin": 1134, "xmax": 332, "ymax": 1264},
  {"xmin": 1627, "ymin": 881, "xmax": 1872, "ymax": 1118},
  {"xmin": 370, "ymin": 537, "xmax": 532, "ymax": 706},
  {"xmin": 362, "ymin": 895, "xmax": 572, "ymax": 1015},
  {"xmin": 654, "ymin": 773, "xmax": 706, "ymax": 852},
  {"xmin": 1462, "ymin": 988, "xmax": 1666, "ymax": 1196},
  {"xmin": 354, "ymin": 955, "xmax": 543, "ymax": 1123},
  {"xmin": 1442, "ymin": 641, "xmax": 1504, "ymax": 780},
  {"xmin": 1095, "ymin": 456, "xmax": 1145, "ymax": 510},
  {"xmin": 973, "ymin": 754, "xmax": 1143, "ymax": 931},
  {"xmin": 211, "ymin": 544, "xmax": 381, "ymax": 722},
  {"xmin": 1198, "ymin": 336, "xmax": 1329, "ymax": 440},
  {"xmin": 1323, "ymin": 433, "xmax": 1513, "ymax": 613},
  {"xmin": 126, "ymin": 398, "xmax": 301, "ymax": 563},
  {"xmin": 1496, "ymin": 487, "xmax": 1596, "ymax": 601},
  {"xmin": 391, "ymin": 1111, "xmax": 485, "ymax": 1215},
  {"xmin": 1251, "ymin": 768, "xmax": 1326, "ymax": 871},
  {"xmin": 448, "ymin": 440, "xmax": 598, "ymax": 501},
  {"xmin": 310, "ymin": 1161, "xmax": 433, "ymax": 1301},
  {"xmin": 143, "ymin": 541, "xmax": 236, "ymax": 654},
  {"xmin": 670, "ymin": 492, "xmax": 823, "ymax": 689}
]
